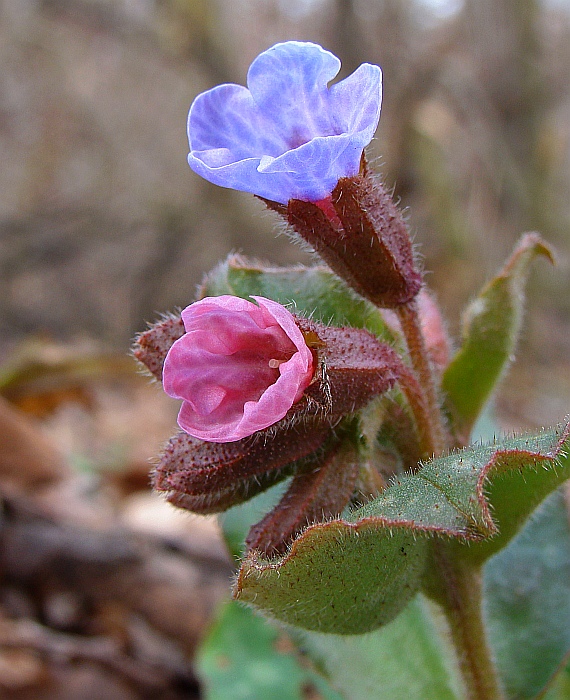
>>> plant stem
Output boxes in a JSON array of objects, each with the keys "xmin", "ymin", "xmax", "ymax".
[
  {"xmin": 395, "ymin": 294, "xmax": 502, "ymax": 698},
  {"xmin": 396, "ymin": 299, "xmax": 448, "ymax": 456},
  {"xmin": 397, "ymin": 365, "xmax": 437, "ymax": 461},
  {"xmin": 430, "ymin": 545, "xmax": 505, "ymax": 700}
]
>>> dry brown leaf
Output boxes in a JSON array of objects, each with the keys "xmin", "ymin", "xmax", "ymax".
[{"xmin": 0, "ymin": 396, "xmax": 68, "ymax": 489}]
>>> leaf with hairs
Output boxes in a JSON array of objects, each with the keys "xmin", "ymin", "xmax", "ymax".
[
  {"xmin": 201, "ymin": 254, "xmax": 396, "ymax": 343},
  {"xmin": 442, "ymin": 233, "xmax": 553, "ymax": 441},
  {"xmin": 234, "ymin": 423, "xmax": 570, "ymax": 634}
]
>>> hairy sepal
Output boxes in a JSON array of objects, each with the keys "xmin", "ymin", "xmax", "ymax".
[
  {"xmin": 152, "ymin": 420, "xmax": 332, "ymax": 514},
  {"xmin": 246, "ymin": 437, "xmax": 360, "ymax": 556}
]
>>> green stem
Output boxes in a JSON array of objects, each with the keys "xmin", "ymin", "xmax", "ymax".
[
  {"xmin": 393, "ymin": 293, "xmax": 504, "ymax": 698},
  {"xmin": 396, "ymin": 299, "xmax": 448, "ymax": 456},
  {"xmin": 397, "ymin": 365, "xmax": 437, "ymax": 461},
  {"xmin": 429, "ymin": 545, "xmax": 505, "ymax": 700}
]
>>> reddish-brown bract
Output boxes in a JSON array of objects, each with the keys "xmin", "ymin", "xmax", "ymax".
[{"xmin": 265, "ymin": 173, "xmax": 422, "ymax": 309}]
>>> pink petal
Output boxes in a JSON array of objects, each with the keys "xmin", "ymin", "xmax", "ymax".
[{"xmin": 162, "ymin": 295, "xmax": 314, "ymax": 442}]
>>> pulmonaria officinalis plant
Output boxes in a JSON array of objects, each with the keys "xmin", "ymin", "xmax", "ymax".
[{"xmin": 134, "ymin": 40, "xmax": 570, "ymax": 700}]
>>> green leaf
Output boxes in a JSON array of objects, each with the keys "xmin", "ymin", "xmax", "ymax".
[
  {"xmin": 442, "ymin": 233, "xmax": 553, "ymax": 440},
  {"xmin": 360, "ymin": 423, "xmax": 570, "ymax": 565},
  {"xmin": 201, "ymin": 254, "xmax": 396, "ymax": 343},
  {"xmin": 196, "ymin": 599, "xmax": 342, "ymax": 700},
  {"xmin": 484, "ymin": 488, "xmax": 570, "ymax": 699},
  {"xmin": 235, "ymin": 516, "xmax": 430, "ymax": 634},
  {"xmin": 234, "ymin": 424, "xmax": 569, "ymax": 634},
  {"xmin": 541, "ymin": 659, "xmax": 570, "ymax": 700},
  {"xmin": 297, "ymin": 594, "xmax": 463, "ymax": 700},
  {"xmin": 457, "ymin": 424, "xmax": 570, "ymax": 564},
  {"xmin": 292, "ymin": 486, "xmax": 570, "ymax": 700}
]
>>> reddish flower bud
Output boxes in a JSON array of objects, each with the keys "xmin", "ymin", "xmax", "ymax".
[
  {"xmin": 264, "ymin": 172, "xmax": 422, "ymax": 308},
  {"xmin": 152, "ymin": 419, "xmax": 333, "ymax": 514},
  {"xmin": 133, "ymin": 313, "xmax": 185, "ymax": 381},
  {"xmin": 416, "ymin": 289, "xmax": 451, "ymax": 372},
  {"xmin": 246, "ymin": 437, "xmax": 360, "ymax": 556}
]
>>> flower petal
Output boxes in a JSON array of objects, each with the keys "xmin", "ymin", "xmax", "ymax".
[
  {"xmin": 328, "ymin": 62, "xmax": 382, "ymax": 138},
  {"xmin": 162, "ymin": 295, "xmax": 314, "ymax": 442},
  {"xmin": 186, "ymin": 41, "xmax": 383, "ymax": 204},
  {"xmin": 250, "ymin": 296, "xmax": 313, "ymax": 375},
  {"xmin": 257, "ymin": 134, "xmax": 364, "ymax": 201},
  {"xmin": 188, "ymin": 84, "xmax": 286, "ymax": 160},
  {"xmin": 246, "ymin": 41, "xmax": 341, "ymax": 145}
]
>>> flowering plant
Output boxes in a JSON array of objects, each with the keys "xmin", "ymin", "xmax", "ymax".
[{"xmin": 134, "ymin": 41, "xmax": 570, "ymax": 700}]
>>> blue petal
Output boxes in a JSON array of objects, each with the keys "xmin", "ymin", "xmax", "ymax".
[
  {"xmin": 187, "ymin": 41, "xmax": 383, "ymax": 204},
  {"xmin": 188, "ymin": 84, "xmax": 286, "ymax": 161},
  {"xmin": 329, "ymin": 63, "xmax": 382, "ymax": 139},
  {"xmin": 258, "ymin": 135, "xmax": 363, "ymax": 200},
  {"xmin": 247, "ymin": 41, "xmax": 341, "ymax": 147}
]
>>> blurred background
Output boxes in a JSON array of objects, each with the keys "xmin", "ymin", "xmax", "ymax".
[{"xmin": 0, "ymin": 0, "xmax": 569, "ymax": 697}]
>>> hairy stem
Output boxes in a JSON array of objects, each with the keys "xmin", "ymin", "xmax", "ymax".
[
  {"xmin": 396, "ymin": 299, "xmax": 448, "ymax": 455},
  {"xmin": 397, "ymin": 366, "xmax": 437, "ymax": 461},
  {"xmin": 430, "ymin": 546, "xmax": 505, "ymax": 700},
  {"xmin": 398, "ymin": 300, "xmax": 504, "ymax": 698}
]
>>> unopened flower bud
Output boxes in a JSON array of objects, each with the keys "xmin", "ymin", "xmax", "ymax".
[
  {"xmin": 246, "ymin": 435, "xmax": 360, "ymax": 556},
  {"xmin": 153, "ymin": 419, "xmax": 332, "ymax": 514},
  {"xmin": 417, "ymin": 289, "xmax": 452, "ymax": 372},
  {"xmin": 266, "ymin": 173, "xmax": 422, "ymax": 308},
  {"xmin": 133, "ymin": 313, "xmax": 185, "ymax": 381}
]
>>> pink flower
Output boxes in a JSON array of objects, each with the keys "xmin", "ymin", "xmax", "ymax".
[{"xmin": 162, "ymin": 295, "xmax": 314, "ymax": 442}]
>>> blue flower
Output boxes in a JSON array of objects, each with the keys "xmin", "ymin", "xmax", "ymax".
[{"xmin": 187, "ymin": 41, "xmax": 382, "ymax": 204}]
